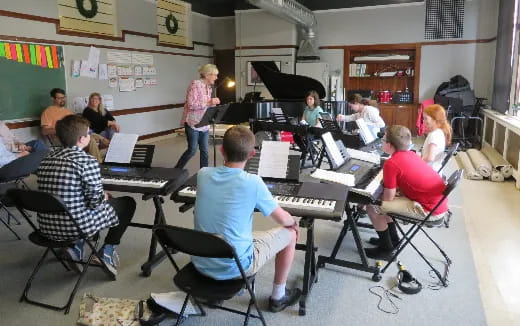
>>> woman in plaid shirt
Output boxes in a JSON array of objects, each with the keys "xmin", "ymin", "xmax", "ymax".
[
  {"xmin": 174, "ymin": 64, "xmax": 221, "ymax": 169},
  {"xmin": 37, "ymin": 115, "xmax": 136, "ymax": 277}
]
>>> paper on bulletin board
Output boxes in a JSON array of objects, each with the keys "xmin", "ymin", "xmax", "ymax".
[
  {"xmin": 143, "ymin": 65, "xmax": 157, "ymax": 75},
  {"xmin": 73, "ymin": 97, "xmax": 88, "ymax": 113},
  {"xmin": 72, "ymin": 60, "xmax": 80, "ymax": 77},
  {"xmin": 107, "ymin": 64, "xmax": 117, "ymax": 78},
  {"xmin": 87, "ymin": 46, "xmax": 100, "ymax": 68},
  {"xmin": 80, "ymin": 60, "xmax": 97, "ymax": 78},
  {"xmin": 135, "ymin": 78, "xmax": 144, "ymax": 88},
  {"xmin": 109, "ymin": 77, "xmax": 118, "ymax": 88},
  {"xmin": 103, "ymin": 94, "xmax": 114, "ymax": 110},
  {"xmin": 132, "ymin": 53, "xmax": 153, "ymax": 65},
  {"xmin": 134, "ymin": 65, "xmax": 143, "ymax": 76},
  {"xmin": 98, "ymin": 64, "xmax": 108, "ymax": 80},
  {"xmin": 117, "ymin": 65, "xmax": 133, "ymax": 76},
  {"xmin": 107, "ymin": 51, "xmax": 132, "ymax": 64},
  {"xmin": 119, "ymin": 77, "xmax": 135, "ymax": 92}
]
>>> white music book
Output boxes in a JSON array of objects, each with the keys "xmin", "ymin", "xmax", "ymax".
[
  {"xmin": 321, "ymin": 132, "xmax": 346, "ymax": 169},
  {"xmin": 104, "ymin": 133, "xmax": 139, "ymax": 164},
  {"xmin": 310, "ymin": 168, "xmax": 355, "ymax": 187},
  {"xmin": 258, "ymin": 141, "xmax": 290, "ymax": 179},
  {"xmin": 356, "ymin": 118, "xmax": 377, "ymax": 144},
  {"xmin": 346, "ymin": 148, "xmax": 380, "ymax": 165}
]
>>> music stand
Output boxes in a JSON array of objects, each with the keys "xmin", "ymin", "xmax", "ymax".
[{"xmin": 195, "ymin": 104, "xmax": 230, "ymax": 166}]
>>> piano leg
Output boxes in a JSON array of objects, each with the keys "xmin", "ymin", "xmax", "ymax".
[
  {"xmin": 316, "ymin": 205, "xmax": 381, "ymax": 279},
  {"xmin": 140, "ymin": 196, "xmax": 168, "ymax": 277},
  {"xmin": 295, "ymin": 217, "xmax": 317, "ymax": 316}
]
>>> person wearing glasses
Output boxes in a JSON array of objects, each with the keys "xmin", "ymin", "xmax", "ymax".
[
  {"xmin": 364, "ymin": 125, "xmax": 448, "ymax": 260},
  {"xmin": 336, "ymin": 93, "xmax": 386, "ymax": 133},
  {"xmin": 174, "ymin": 64, "xmax": 221, "ymax": 169}
]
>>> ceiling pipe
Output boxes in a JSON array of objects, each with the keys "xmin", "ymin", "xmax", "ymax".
[{"xmin": 246, "ymin": 0, "xmax": 320, "ymax": 61}]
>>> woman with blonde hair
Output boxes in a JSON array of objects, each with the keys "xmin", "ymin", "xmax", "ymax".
[
  {"xmin": 83, "ymin": 92, "xmax": 120, "ymax": 140},
  {"xmin": 175, "ymin": 64, "xmax": 221, "ymax": 169},
  {"xmin": 422, "ymin": 104, "xmax": 452, "ymax": 172}
]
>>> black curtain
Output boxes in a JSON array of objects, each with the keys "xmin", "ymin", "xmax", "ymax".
[{"xmin": 492, "ymin": 0, "xmax": 519, "ymax": 113}]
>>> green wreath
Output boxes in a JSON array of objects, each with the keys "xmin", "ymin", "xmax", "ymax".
[
  {"xmin": 165, "ymin": 14, "xmax": 179, "ymax": 34},
  {"xmin": 76, "ymin": 0, "xmax": 98, "ymax": 19}
]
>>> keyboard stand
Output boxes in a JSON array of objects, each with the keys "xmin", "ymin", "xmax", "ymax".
[
  {"xmin": 295, "ymin": 217, "xmax": 318, "ymax": 316},
  {"xmin": 316, "ymin": 203, "xmax": 382, "ymax": 281}
]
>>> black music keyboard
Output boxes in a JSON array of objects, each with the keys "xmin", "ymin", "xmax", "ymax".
[
  {"xmin": 101, "ymin": 165, "xmax": 188, "ymax": 195},
  {"xmin": 172, "ymin": 175, "xmax": 347, "ymax": 221},
  {"xmin": 348, "ymin": 167, "xmax": 384, "ymax": 204}
]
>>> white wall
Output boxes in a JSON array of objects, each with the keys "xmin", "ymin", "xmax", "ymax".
[
  {"xmin": 314, "ymin": 0, "xmax": 499, "ymax": 101},
  {"xmin": 0, "ymin": 0, "xmax": 214, "ymax": 139}
]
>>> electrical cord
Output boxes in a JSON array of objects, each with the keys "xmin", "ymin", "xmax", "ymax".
[{"xmin": 368, "ymin": 285, "xmax": 401, "ymax": 314}]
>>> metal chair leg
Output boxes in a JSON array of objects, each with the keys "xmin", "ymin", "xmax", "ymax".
[{"xmin": 0, "ymin": 214, "xmax": 21, "ymax": 240}]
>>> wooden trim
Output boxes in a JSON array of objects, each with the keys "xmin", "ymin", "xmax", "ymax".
[
  {"xmin": 0, "ymin": 34, "xmax": 213, "ymax": 58},
  {"xmin": 235, "ymin": 54, "xmax": 293, "ymax": 58},
  {"xmin": 320, "ymin": 37, "xmax": 497, "ymax": 50},
  {"xmin": 111, "ymin": 103, "xmax": 184, "ymax": 116},
  {"xmin": 138, "ymin": 128, "xmax": 180, "ymax": 141},
  {"xmin": 236, "ymin": 45, "xmax": 298, "ymax": 50},
  {"xmin": 0, "ymin": 10, "xmax": 213, "ymax": 50},
  {"xmin": 5, "ymin": 120, "xmax": 41, "ymax": 129}
]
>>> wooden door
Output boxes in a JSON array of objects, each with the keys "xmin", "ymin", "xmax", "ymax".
[{"xmin": 378, "ymin": 104, "xmax": 394, "ymax": 127}]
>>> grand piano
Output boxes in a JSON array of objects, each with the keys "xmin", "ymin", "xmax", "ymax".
[{"xmin": 220, "ymin": 61, "xmax": 327, "ymax": 123}]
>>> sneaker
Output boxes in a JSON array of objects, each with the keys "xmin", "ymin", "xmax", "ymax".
[
  {"xmin": 268, "ymin": 288, "xmax": 302, "ymax": 313},
  {"xmin": 93, "ymin": 245, "xmax": 119, "ymax": 277},
  {"xmin": 364, "ymin": 246, "xmax": 394, "ymax": 261},
  {"xmin": 425, "ymin": 217, "xmax": 445, "ymax": 228},
  {"xmin": 62, "ymin": 240, "xmax": 84, "ymax": 273}
]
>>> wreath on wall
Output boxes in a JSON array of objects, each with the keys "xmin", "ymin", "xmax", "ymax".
[
  {"xmin": 165, "ymin": 13, "xmax": 179, "ymax": 34},
  {"xmin": 76, "ymin": 0, "xmax": 98, "ymax": 19}
]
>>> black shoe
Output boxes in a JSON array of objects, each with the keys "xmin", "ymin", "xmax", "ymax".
[
  {"xmin": 368, "ymin": 237, "xmax": 400, "ymax": 247},
  {"xmin": 364, "ymin": 246, "xmax": 394, "ymax": 261},
  {"xmin": 268, "ymin": 288, "xmax": 302, "ymax": 313}
]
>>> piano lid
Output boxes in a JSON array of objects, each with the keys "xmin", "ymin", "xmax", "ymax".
[{"xmin": 251, "ymin": 61, "xmax": 326, "ymax": 100}]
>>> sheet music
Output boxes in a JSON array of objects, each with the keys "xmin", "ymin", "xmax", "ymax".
[
  {"xmin": 322, "ymin": 132, "xmax": 345, "ymax": 168},
  {"xmin": 356, "ymin": 119, "xmax": 376, "ymax": 144},
  {"xmin": 258, "ymin": 141, "xmax": 290, "ymax": 178},
  {"xmin": 104, "ymin": 133, "xmax": 139, "ymax": 164},
  {"xmin": 311, "ymin": 169, "xmax": 355, "ymax": 187},
  {"xmin": 271, "ymin": 107, "xmax": 284, "ymax": 116}
]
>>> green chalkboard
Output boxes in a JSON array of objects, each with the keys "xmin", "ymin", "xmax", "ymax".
[{"xmin": 0, "ymin": 55, "xmax": 66, "ymax": 121}]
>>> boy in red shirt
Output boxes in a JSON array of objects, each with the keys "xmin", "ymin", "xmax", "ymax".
[{"xmin": 365, "ymin": 125, "xmax": 448, "ymax": 260}]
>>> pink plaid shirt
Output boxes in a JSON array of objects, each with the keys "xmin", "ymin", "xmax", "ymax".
[{"xmin": 180, "ymin": 79, "xmax": 212, "ymax": 132}]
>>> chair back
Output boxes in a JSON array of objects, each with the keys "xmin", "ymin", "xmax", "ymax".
[
  {"xmin": 7, "ymin": 189, "xmax": 68, "ymax": 214},
  {"xmin": 443, "ymin": 169, "xmax": 463, "ymax": 197},
  {"xmin": 153, "ymin": 225, "xmax": 236, "ymax": 259},
  {"xmin": 438, "ymin": 143, "xmax": 460, "ymax": 174}
]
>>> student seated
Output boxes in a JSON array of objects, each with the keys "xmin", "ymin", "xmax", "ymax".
[
  {"xmin": 37, "ymin": 115, "xmax": 136, "ymax": 277},
  {"xmin": 0, "ymin": 120, "xmax": 48, "ymax": 153},
  {"xmin": 41, "ymin": 88, "xmax": 107, "ymax": 162},
  {"xmin": 192, "ymin": 126, "xmax": 301, "ymax": 313},
  {"xmin": 421, "ymin": 104, "xmax": 452, "ymax": 172},
  {"xmin": 0, "ymin": 141, "xmax": 29, "ymax": 169},
  {"xmin": 364, "ymin": 125, "xmax": 449, "ymax": 260},
  {"xmin": 300, "ymin": 90, "xmax": 324, "ymax": 127},
  {"xmin": 83, "ymin": 92, "xmax": 120, "ymax": 140},
  {"xmin": 337, "ymin": 93, "xmax": 386, "ymax": 133}
]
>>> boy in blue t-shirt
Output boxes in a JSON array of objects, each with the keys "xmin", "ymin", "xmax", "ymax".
[{"xmin": 192, "ymin": 125, "xmax": 301, "ymax": 313}]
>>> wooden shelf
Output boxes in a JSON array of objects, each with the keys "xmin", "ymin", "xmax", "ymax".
[
  {"xmin": 348, "ymin": 76, "xmax": 414, "ymax": 79},
  {"xmin": 352, "ymin": 60, "xmax": 414, "ymax": 64}
]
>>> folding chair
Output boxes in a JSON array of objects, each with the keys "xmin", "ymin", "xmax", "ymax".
[
  {"xmin": 373, "ymin": 169, "xmax": 463, "ymax": 287},
  {"xmin": 153, "ymin": 225, "xmax": 267, "ymax": 326},
  {"xmin": 436, "ymin": 142, "xmax": 459, "ymax": 228},
  {"xmin": 7, "ymin": 189, "xmax": 116, "ymax": 314}
]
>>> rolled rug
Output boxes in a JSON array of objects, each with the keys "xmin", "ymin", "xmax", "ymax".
[
  {"xmin": 457, "ymin": 151, "xmax": 483, "ymax": 180},
  {"xmin": 481, "ymin": 145, "xmax": 514, "ymax": 178},
  {"xmin": 467, "ymin": 149, "xmax": 492, "ymax": 177}
]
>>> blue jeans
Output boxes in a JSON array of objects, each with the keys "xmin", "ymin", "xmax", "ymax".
[
  {"xmin": 175, "ymin": 124, "xmax": 209, "ymax": 169},
  {"xmin": 100, "ymin": 128, "xmax": 116, "ymax": 140},
  {"xmin": 25, "ymin": 140, "xmax": 49, "ymax": 152}
]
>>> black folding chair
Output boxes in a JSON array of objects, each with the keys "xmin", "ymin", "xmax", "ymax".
[
  {"xmin": 153, "ymin": 225, "xmax": 267, "ymax": 326},
  {"xmin": 374, "ymin": 169, "xmax": 463, "ymax": 287},
  {"xmin": 436, "ymin": 142, "xmax": 459, "ymax": 227},
  {"xmin": 6, "ymin": 189, "xmax": 115, "ymax": 314}
]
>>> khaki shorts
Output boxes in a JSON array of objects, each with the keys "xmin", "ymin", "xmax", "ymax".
[
  {"xmin": 375, "ymin": 196, "xmax": 447, "ymax": 221},
  {"xmin": 247, "ymin": 227, "xmax": 293, "ymax": 276}
]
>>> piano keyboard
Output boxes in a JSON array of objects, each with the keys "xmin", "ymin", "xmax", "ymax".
[
  {"xmin": 350, "ymin": 169, "xmax": 383, "ymax": 200},
  {"xmin": 102, "ymin": 176, "xmax": 169, "ymax": 189},
  {"xmin": 176, "ymin": 186, "xmax": 336, "ymax": 213}
]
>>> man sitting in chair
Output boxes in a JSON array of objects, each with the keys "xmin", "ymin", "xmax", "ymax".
[
  {"xmin": 41, "ymin": 88, "xmax": 107, "ymax": 162},
  {"xmin": 193, "ymin": 126, "xmax": 301, "ymax": 313},
  {"xmin": 37, "ymin": 115, "xmax": 136, "ymax": 277},
  {"xmin": 364, "ymin": 125, "xmax": 449, "ymax": 260}
]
